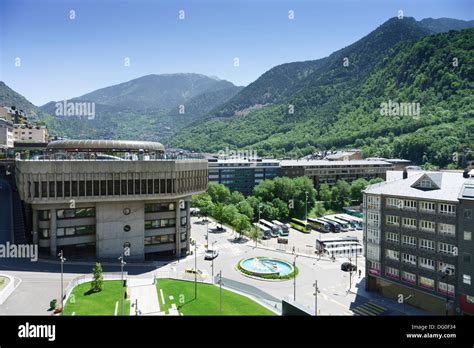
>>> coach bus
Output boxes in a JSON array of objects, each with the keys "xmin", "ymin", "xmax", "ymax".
[
  {"xmin": 253, "ymin": 223, "xmax": 272, "ymax": 239},
  {"xmin": 259, "ymin": 219, "xmax": 280, "ymax": 237},
  {"xmin": 290, "ymin": 218, "xmax": 312, "ymax": 233},
  {"xmin": 307, "ymin": 218, "xmax": 331, "ymax": 233},
  {"xmin": 272, "ymin": 220, "xmax": 289, "ymax": 236},
  {"xmin": 324, "ymin": 216, "xmax": 351, "ymax": 231},
  {"xmin": 318, "ymin": 218, "xmax": 341, "ymax": 233}
]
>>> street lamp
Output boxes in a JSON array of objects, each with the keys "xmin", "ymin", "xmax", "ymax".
[
  {"xmin": 211, "ymin": 241, "xmax": 217, "ymax": 283},
  {"xmin": 441, "ymin": 268, "xmax": 452, "ymax": 316},
  {"xmin": 256, "ymin": 204, "xmax": 263, "ymax": 247},
  {"xmin": 305, "ymin": 191, "xmax": 309, "ymax": 221},
  {"xmin": 219, "ymin": 271, "xmax": 223, "ymax": 315},
  {"xmin": 293, "ymin": 255, "xmax": 297, "ymax": 301},
  {"xmin": 118, "ymin": 254, "xmax": 126, "ymax": 316},
  {"xmin": 206, "ymin": 217, "xmax": 209, "ymax": 250},
  {"xmin": 58, "ymin": 250, "xmax": 66, "ymax": 315},
  {"xmin": 313, "ymin": 280, "xmax": 320, "ymax": 316}
]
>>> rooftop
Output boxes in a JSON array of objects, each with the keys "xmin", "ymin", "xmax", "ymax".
[
  {"xmin": 46, "ymin": 139, "xmax": 165, "ymax": 152},
  {"xmin": 365, "ymin": 171, "xmax": 469, "ymax": 202},
  {"xmin": 280, "ymin": 159, "xmax": 392, "ymax": 167}
]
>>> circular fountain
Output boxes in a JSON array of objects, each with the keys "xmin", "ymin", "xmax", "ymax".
[{"xmin": 238, "ymin": 257, "xmax": 295, "ymax": 280}]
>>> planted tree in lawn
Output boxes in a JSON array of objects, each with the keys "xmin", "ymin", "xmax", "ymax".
[{"xmin": 91, "ymin": 262, "xmax": 104, "ymax": 292}]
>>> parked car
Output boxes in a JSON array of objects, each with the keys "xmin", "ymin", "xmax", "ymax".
[
  {"xmin": 341, "ymin": 262, "xmax": 357, "ymax": 272},
  {"xmin": 204, "ymin": 249, "xmax": 219, "ymax": 260},
  {"xmin": 216, "ymin": 226, "xmax": 226, "ymax": 232}
]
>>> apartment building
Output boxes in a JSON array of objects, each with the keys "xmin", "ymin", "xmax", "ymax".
[
  {"xmin": 0, "ymin": 119, "xmax": 14, "ymax": 148},
  {"xmin": 13, "ymin": 124, "xmax": 49, "ymax": 142},
  {"xmin": 15, "ymin": 140, "xmax": 208, "ymax": 261},
  {"xmin": 363, "ymin": 170, "xmax": 474, "ymax": 315},
  {"xmin": 208, "ymin": 158, "xmax": 280, "ymax": 195},
  {"xmin": 280, "ymin": 159, "xmax": 393, "ymax": 188}
]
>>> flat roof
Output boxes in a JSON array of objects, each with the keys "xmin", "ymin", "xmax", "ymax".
[
  {"xmin": 46, "ymin": 139, "xmax": 165, "ymax": 152},
  {"xmin": 280, "ymin": 159, "xmax": 392, "ymax": 167}
]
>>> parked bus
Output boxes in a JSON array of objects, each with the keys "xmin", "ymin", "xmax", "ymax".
[
  {"xmin": 307, "ymin": 218, "xmax": 330, "ymax": 233},
  {"xmin": 272, "ymin": 220, "xmax": 289, "ymax": 236},
  {"xmin": 259, "ymin": 219, "xmax": 280, "ymax": 237},
  {"xmin": 324, "ymin": 216, "xmax": 351, "ymax": 231},
  {"xmin": 337, "ymin": 214, "xmax": 363, "ymax": 230},
  {"xmin": 290, "ymin": 218, "xmax": 312, "ymax": 233},
  {"xmin": 253, "ymin": 223, "xmax": 272, "ymax": 239},
  {"xmin": 318, "ymin": 217, "xmax": 341, "ymax": 233},
  {"xmin": 335, "ymin": 214, "xmax": 362, "ymax": 230},
  {"xmin": 316, "ymin": 236, "xmax": 362, "ymax": 258}
]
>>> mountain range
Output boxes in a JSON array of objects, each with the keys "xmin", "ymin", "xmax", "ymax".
[{"xmin": 0, "ymin": 16, "xmax": 472, "ymax": 167}]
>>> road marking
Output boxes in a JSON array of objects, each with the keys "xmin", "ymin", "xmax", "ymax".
[
  {"xmin": 71, "ymin": 312, "xmax": 75, "ymax": 316},
  {"xmin": 160, "ymin": 289, "xmax": 165, "ymax": 305},
  {"xmin": 114, "ymin": 301, "xmax": 118, "ymax": 316}
]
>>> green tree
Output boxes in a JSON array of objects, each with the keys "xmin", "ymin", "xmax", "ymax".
[
  {"xmin": 318, "ymin": 183, "xmax": 332, "ymax": 209},
  {"xmin": 350, "ymin": 178, "xmax": 369, "ymax": 203},
  {"xmin": 207, "ymin": 183, "xmax": 231, "ymax": 204},
  {"xmin": 221, "ymin": 204, "xmax": 239, "ymax": 225},
  {"xmin": 236, "ymin": 200, "xmax": 254, "ymax": 220},
  {"xmin": 229, "ymin": 191, "xmax": 245, "ymax": 205},
  {"xmin": 333, "ymin": 180, "xmax": 351, "ymax": 209},
  {"xmin": 232, "ymin": 214, "xmax": 251, "ymax": 238},
  {"xmin": 91, "ymin": 262, "xmax": 104, "ymax": 292}
]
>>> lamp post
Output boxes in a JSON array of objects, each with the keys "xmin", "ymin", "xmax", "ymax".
[
  {"xmin": 313, "ymin": 280, "xmax": 319, "ymax": 316},
  {"xmin": 58, "ymin": 250, "xmax": 66, "ymax": 315},
  {"xmin": 305, "ymin": 191, "xmax": 309, "ymax": 221},
  {"xmin": 219, "ymin": 271, "xmax": 223, "ymax": 315},
  {"xmin": 211, "ymin": 241, "xmax": 217, "ymax": 283},
  {"xmin": 256, "ymin": 204, "xmax": 263, "ymax": 247},
  {"xmin": 118, "ymin": 254, "xmax": 126, "ymax": 316},
  {"xmin": 206, "ymin": 218, "xmax": 209, "ymax": 250},
  {"xmin": 441, "ymin": 269, "xmax": 451, "ymax": 316},
  {"xmin": 293, "ymin": 255, "xmax": 297, "ymax": 301},
  {"xmin": 194, "ymin": 238, "xmax": 197, "ymax": 299}
]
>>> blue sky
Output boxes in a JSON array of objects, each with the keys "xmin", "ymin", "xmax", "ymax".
[{"xmin": 0, "ymin": 0, "xmax": 472, "ymax": 105}]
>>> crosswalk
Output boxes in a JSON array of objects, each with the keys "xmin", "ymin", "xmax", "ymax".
[{"xmin": 351, "ymin": 301, "xmax": 388, "ymax": 316}]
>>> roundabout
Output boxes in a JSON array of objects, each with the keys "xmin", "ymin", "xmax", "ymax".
[{"xmin": 237, "ymin": 257, "xmax": 297, "ymax": 280}]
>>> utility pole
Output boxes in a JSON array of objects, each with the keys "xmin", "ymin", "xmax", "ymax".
[
  {"xmin": 58, "ymin": 250, "xmax": 66, "ymax": 315},
  {"xmin": 293, "ymin": 255, "xmax": 297, "ymax": 301},
  {"xmin": 206, "ymin": 218, "xmax": 209, "ymax": 250},
  {"xmin": 314, "ymin": 280, "xmax": 319, "ymax": 316},
  {"xmin": 219, "ymin": 271, "xmax": 223, "ymax": 315},
  {"xmin": 211, "ymin": 241, "xmax": 217, "ymax": 283},
  {"xmin": 194, "ymin": 238, "xmax": 197, "ymax": 299},
  {"xmin": 118, "ymin": 254, "xmax": 126, "ymax": 316},
  {"xmin": 305, "ymin": 191, "xmax": 308, "ymax": 221}
]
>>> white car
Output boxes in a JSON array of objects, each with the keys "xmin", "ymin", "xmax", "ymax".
[{"xmin": 204, "ymin": 249, "xmax": 219, "ymax": 260}]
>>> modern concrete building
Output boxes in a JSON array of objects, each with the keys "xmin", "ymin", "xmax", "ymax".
[
  {"xmin": 280, "ymin": 159, "xmax": 393, "ymax": 188},
  {"xmin": 363, "ymin": 170, "xmax": 473, "ymax": 315},
  {"xmin": 0, "ymin": 119, "xmax": 14, "ymax": 148},
  {"xmin": 15, "ymin": 140, "xmax": 208, "ymax": 261},
  {"xmin": 13, "ymin": 124, "xmax": 49, "ymax": 143},
  {"xmin": 208, "ymin": 158, "xmax": 280, "ymax": 195}
]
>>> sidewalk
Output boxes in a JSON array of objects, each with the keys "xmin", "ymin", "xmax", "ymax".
[
  {"xmin": 127, "ymin": 278, "xmax": 162, "ymax": 315},
  {"xmin": 350, "ymin": 278, "xmax": 429, "ymax": 316}
]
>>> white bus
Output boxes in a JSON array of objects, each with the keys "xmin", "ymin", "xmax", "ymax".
[
  {"xmin": 316, "ymin": 237, "xmax": 362, "ymax": 258},
  {"xmin": 272, "ymin": 220, "xmax": 289, "ymax": 236},
  {"xmin": 254, "ymin": 223, "xmax": 272, "ymax": 240},
  {"xmin": 259, "ymin": 219, "xmax": 280, "ymax": 237},
  {"xmin": 324, "ymin": 216, "xmax": 352, "ymax": 231}
]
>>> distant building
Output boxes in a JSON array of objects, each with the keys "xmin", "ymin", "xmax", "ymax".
[
  {"xmin": 208, "ymin": 158, "xmax": 280, "ymax": 195},
  {"xmin": 363, "ymin": 170, "xmax": 474, "ymax": 315},
  {"xmin": 0, "ymin": 106, "xmax": 28, "ymax": 124},
  {"xmin": 0, "ymin": 119, "xmax": 14, "ymax": 148},
  {"xmin": 13, "ymin": 124, "xmax": 49, "ymax": 143},
  {"xmin": 15, "ymin": 140, "xmax": 208, "ymax": 261},
  {"xmin": 280, "ymin": 159, "xmax": 393, "ymax": 188},
  {"xmin": 366, "ymin": 157, "xmax": 412, "ymax": 170},
  {"xmin": 325, "ymin": 150, "xmax": 362, "ymax": 161}
]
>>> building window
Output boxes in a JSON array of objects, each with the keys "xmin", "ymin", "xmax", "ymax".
[
  {"xmin": 419, "ymin": 257, "xmax": 435, "ymax": 270},
  {"xmin": 419, "ymin": 239, "xmax": 435, "ymax": 251},
  {"xmin": 401, "ymin": 271, "xmax": 416, "ymax": 284},
  {"xmin": 467, "ymin": 296, "xmax": 474, "ymax": 304},
  {"xmin": 420, "ymin": 201, "xmax": 436, "ymax": 213},
  {"xmin": 402, "ymin": 217, "xmax": 417, "ymax": 229},
  {"xmin": 56, "ymin": 225, "xmax": 95, "ymax": 237},
  {"xmin": 438, "ymin": 223, "xmax": 456, "ymax": 237},
  {"xmin": 438, "ymin": 262, "xmax": 455, "ymax": 276},
  {"xmin": 386, "ymin": 215, "xmax": 400, "ymax": 226},
  {"xmin": 57, "ymin": 208, "xmax": 95, "ymax": 219},
  {"xmin": 401, "ymin": 235, "xmax": 416, "ymax": 247},
  {"xmin": 366, "ymin": 228, "xmax": 380, "ymax": 244},
  {"xmin": 145, "ymin": 203, "xmax": 175, "ymax": 213},
  {"xmin": 386, "ymin": 198, "xmax": 402, "ymax": 209},
  {"xmin": 419, "ymin": 220, "xmax": 435, "ymax": 233},
  {"xmin": 123, "ymin": 225, "xmax": 131, "ymax": 232},
  {"xmin": 438, "ymin": 242, "xmax": 457, "ymax": 256},
  {"xmin": 144, "ymin": 218, "xmax": 176, "ymax": 229},
  {"xmin": 463, "ymin": 274, "xmax": 471, "ymax": 285},
  {"xmin": 367, "ymin": 212, "xmax": 380, "ymax": 226},
  {"xmin": 38, "ymin": 210, "xmax": 51, "ymax": 221},
  {"xmin": 419, "ymin": 179, "xmax": 433, "ymax": 189},
  {"xmin": 385, "ymin": 249, "xmax": 399, "ymax": 261},
  {"xmin": 180, "ymin": 216, "xmax": 187, "ymax": 226},
  {"xmin": 366, "ymin": 195, "xmax": 380, "ymax": 209},
  {"xmin": 419, "ymin": 276, "xmax": 434, "ymax": 290},
  {"xmin": 403, "ymin": 200, "xmax": 417, "ymax": 211},
  {"xmin": 385, "ymin": 266, "xmax": 399, "ymax": 279},
  {"xmin": 368, "ymin": 261, "xmax": 381, "ymax": 275},
  {"xmin": 439, "ymin": 203, "xmax": 456, "ymax": 216},
  {"xmin": 463, "ymin": 253, "xmax": 471, "ymax": 263},
  {"xmin": 386, "ymin": 232, "xmax": 399, "ymax": 243},
  {"xmin": 402, "ymin": 253, "xmax": 416, "ymax": 265},
  {"xmin": 438, "ymin": 282, "xmax": 455, "ymax": 297},
  {"xmin": 464, "ymin": 231, "xmax": 472, "ymax": 241},
  {"xmin": 39, "ymin": 228, "xmax": 49, "ymax": 239},
  {"xmin": 144, "ymin": 234, "xmax": 176, "ymax": 245}
]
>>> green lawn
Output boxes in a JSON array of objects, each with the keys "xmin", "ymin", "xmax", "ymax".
[
  {"xmin": 63, "ymin": 280, "xmax": 130, "ymax": 316},
  {"xmin": 156, "ymin": 279, "xmax": 276, "ymax": 316}
]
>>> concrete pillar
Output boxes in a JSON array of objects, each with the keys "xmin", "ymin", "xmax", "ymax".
[
  {"xmin": 186, "ymin": 200, "xmax": 191, "ymax": 254},
  {"xmin": 49, "ymin": 208, "xmax": 57, "ymax": 256},
  {"xmin": 175, "ymin": 201, "xmax": 181, "ymax": 257},
  {"xmin": 32, "ymin": 208, "xmax": 38, "ymax": 245}
]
